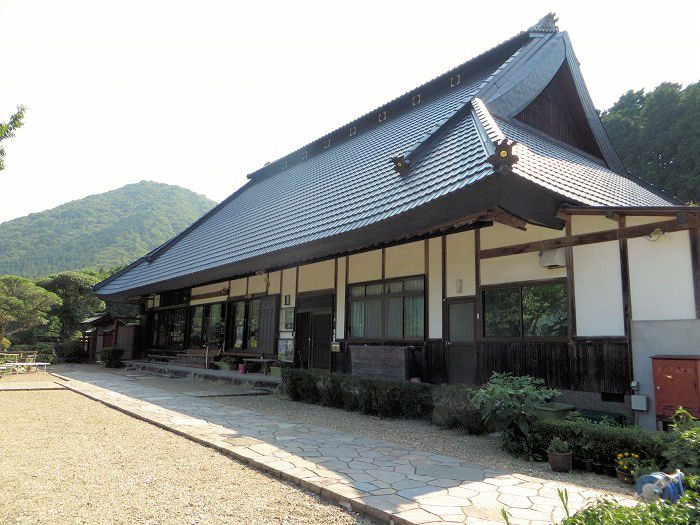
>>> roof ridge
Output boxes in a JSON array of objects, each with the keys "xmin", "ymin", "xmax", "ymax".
[{"xmin": 244, "ymin": 32, "xmax": 532, "ymax": 184}]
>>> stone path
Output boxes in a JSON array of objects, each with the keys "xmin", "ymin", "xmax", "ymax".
[{"xmin": 51, "ymin": 368, "xmax": 636, "ymax": 525}]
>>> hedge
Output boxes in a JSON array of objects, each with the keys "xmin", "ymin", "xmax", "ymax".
[
  {"xmin": 10, "ymin": 342, "xmax": 57, "ymax": 364},
  {"xmin": 100, "ymin": 347, "xmax": 125, "ymax": 368},
  {"xmin": 530, "ymin": 418, "xmax": 667, "ymax": 465},
  {"xmin": 282, "ymin": 368, "xmax": 433, "ymax": 419}
]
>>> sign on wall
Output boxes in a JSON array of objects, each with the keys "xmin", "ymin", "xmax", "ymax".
[{"xmin": 278, "ymin": 338, "xmax": 294, "ymax": 363}]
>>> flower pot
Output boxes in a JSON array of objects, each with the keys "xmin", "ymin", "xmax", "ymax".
[
  {"xmin": 592, "ymin": 462, "xmax": 606, "ymax": 475},
  {"xmin": 616, "ymin": 468, "xmax": 635, "ymax": 484},
  {"xmin": 606, "ymin": 464, "xmax": 617, "ymax": 477},
  {"xmin": 548, "ymin": 451, "xmax": 572, "ymax": 473},
  {"xmin": 582, "ymin": 458, "xmax": 593, "ymax": 472},
  {"xmin": 270, "ymin": 366, "xmax": 282, "ymax": 377},
  {"xmin": 238, "ymin": 364, "xmax": 246, "ymax": 375}
]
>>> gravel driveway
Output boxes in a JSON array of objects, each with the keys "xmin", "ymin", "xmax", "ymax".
[{"xmin": 0, "ymin": 379, "xmax": 374, "ymax": 525}]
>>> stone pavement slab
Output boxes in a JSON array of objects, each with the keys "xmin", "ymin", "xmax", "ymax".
[{"xmin": 51, "ymin": 368, "xmax": 635, "ymax": 525}]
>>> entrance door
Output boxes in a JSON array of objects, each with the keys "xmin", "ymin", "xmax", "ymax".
[
  {"xmin": 295, "ymin": 312, "xmax": 312, "ymax": 368},
  {"xmin": 310, "ymin": 313, "xmax": 332, "ymax": 369},
  {"xmin": 294, "ymin": 311, "xmax": 332, "ymax": 370},
  {"xmin": 445, "ymin": 299, "xmax": 477, "ymax": 384}
]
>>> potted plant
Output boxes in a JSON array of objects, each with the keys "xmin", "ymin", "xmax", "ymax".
[
  {"xmin": 548, "ymin": 437, "xmax": 572, "ymax": 472},
  {"xmin": 578, "ymin": 443, "xmax": 593, "ymax": 472},
  {"xmin": 615, "ymin": 452, "xmax": 639, "ymax": 484}
]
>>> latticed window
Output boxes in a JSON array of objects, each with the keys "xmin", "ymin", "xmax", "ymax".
[{"xmin": 348, "ymin": 277, "xmax": 425, "ymax": 340}]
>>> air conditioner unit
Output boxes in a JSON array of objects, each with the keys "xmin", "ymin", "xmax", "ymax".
[{"xmin": 539, "ymin": 247, "xmax": 566, "ymax": 269}]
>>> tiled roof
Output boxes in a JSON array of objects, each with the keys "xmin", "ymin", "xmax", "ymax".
[
  {"xmin": 95, "ymin": 16, "xmax": 677, "ymax": 298},
  {"xmin": 499, "ymin": 118, "xmax": 675, "ymax": 207}
]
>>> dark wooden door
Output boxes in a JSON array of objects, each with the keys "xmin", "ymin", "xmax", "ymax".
[
  {"xmin": 310, "ymin": 313, "xmax": 332, "ymax": 370},
  {"xmin": 295, "ymin": 312, "xmax": 312, "ymax": 368},
  {"xmin": 445, "ymin": 298, "xmax": 477, "ymax": 384}
]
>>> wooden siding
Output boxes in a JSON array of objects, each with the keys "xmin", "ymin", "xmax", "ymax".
[{"xmin": 477, "ymin": 340, "xmax": 631, "ymax": 394}]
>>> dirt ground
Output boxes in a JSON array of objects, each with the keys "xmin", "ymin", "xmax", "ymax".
[{"xmin": 0, "ymin": 374, "xmax": 373, "ymax": 525}]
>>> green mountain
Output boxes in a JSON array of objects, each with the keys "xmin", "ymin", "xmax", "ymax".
[{"xmin": 0, "ymin": 181, "xmax": 216, "ymax": 277}]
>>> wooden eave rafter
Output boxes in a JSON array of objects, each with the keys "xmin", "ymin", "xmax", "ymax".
[
  {"xmin": 480, "ymin": 216, "xmax": 694, "ymax": 259},
  {"xmin": 558, "ymin": 206, "xmax": 700, "ymax": 217}
]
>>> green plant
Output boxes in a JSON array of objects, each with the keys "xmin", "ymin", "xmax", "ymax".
[
  {"xmin": 615, "ymin": 451, "xmax": 640, "ymax": 473},
  {"xmin": 560, "ymin": 491, "xmax": 700, "ymax": 524},
  {"xmin": 473, "ymin": 372, "xmax": 559, "ymax": 456},
  {"xmin": 530, "ymin": 418, "xmax": 666, "ymax": 465},
  {"xmin": 1, "ymin": 337, "xmax": 10, "ymax": 350},
  {"xmin": 664, "ymin": 407, "xmax": 700, "ymax": 476},
  {"xmin": 58, "ymin": 338, "xmax": 88, "ymax": 363},
  {"xmin": 548, "ymin": 437, "xmax": 570, "ymax": 454},
  {"xmin": 280, "ymin": 369, "xmax": 434, "ymax": 419},
  {"xmin": 100, "ymin": 347, "xmax": 124, "ymax": 368},
  {"xmin": 431, "ymin": 384, "xmax": 486, "ymax": 434}
]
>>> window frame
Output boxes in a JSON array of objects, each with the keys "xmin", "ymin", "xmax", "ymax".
[
  {"xmin": 225, "ymin": 294, "xmax": 279, "ymax": 353},
  {"xmin": 480, "ymin": 278, "xmax": 568, "ymax": 342},
  {"xmin": 187, "ymin": 302, "xmax": 227, "ymax": 349},
  {"xmin": 346, "ymin": 275, "xmax": 426, "ymax": 342}
]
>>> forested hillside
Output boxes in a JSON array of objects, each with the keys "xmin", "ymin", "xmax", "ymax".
[
  {"xmin": 602, "ymin": 82, "xmax": 699, "ymax": 203},
  {"xmin": 0, "ymin": 181, "xmax": 215, "ymax": 276}
]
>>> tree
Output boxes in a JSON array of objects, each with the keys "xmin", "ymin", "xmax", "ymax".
[
  {"xmin": 0, "ymin": 275, "xmax": 61, "ymax": 342},
  {"xmin": 0, "ymin": 105, "xmax": 26, "ymax": 171},
  {"xmin": 36, "ymin": 271, "xmax": 105, "ymax": 341},
  {"xmin": 602, "ymin": 82, "xmax": 700, "ymax": 203}
]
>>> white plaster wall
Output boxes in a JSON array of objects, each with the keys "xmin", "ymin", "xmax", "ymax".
[
  {"xmin": 480, "ymin": 222, "xmax": 564, "ymax": 249},
  {"xmin": 229, "ymin": 278, "xmax": 247, "ymax": 298},
  {"xmin": 628, "ymin": 231, "xmax": 696, "ymax": 321},
  {"xmin": 626, "ymin": 216, "xmax": 671, "ymax": 227},
  {"xmin": 428, "ymin": 237, "xmax": 442, "ymax": 338},
  {"xmin": 298, "ymin": 260, "xmax": 335, "ymax": 292},
  {"xmin": 268, "ymin": 271, "xmax": 281, "ymax": 295},
  {"xmin": 348, "ymin": 250, "xmax": 382, "ymax": 283},
  {"xmin": 571, "ymin": 215, "xmax": 618, "ymax": 235},
  {"xmin": 281, "ymin": 268, "xmax": 297, "ymax": 307},
  {"xmin": 336, "ymin": 257, "xmax": 346, "ymax": 339},
  {"xmin": 481, "ymin": 252, "xmax": 566, "ymax": 285},
  {"xmin": 190, "ymin": 281, "xmax": 230, "ymax": 305},
  {"xmin": 445, "ymin": 231, "xmax": 475, "ymax": 297},
  {"xmin": 573, "ymin": 241, "xmax": 625, "ymax": 336},
  {"xmin": 248, "ymin": 274, "xmax": 267, "ymax": 294},
  {"xmin": 385, "ymin": 242, "xmax": 424, "ymax": 278}
]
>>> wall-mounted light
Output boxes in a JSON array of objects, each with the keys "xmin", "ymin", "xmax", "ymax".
[
  {"xmin": 284, "ymin": 294, "xmax": 291, "ymax": 306},
  {"xmin": 455, "ymin": 279, "xmax": 463, "ymax": 293}
]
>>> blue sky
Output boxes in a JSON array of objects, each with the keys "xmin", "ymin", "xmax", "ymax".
[{"xmin": 0, "ymin": 0, "xmax": 698, "ymax": 223}]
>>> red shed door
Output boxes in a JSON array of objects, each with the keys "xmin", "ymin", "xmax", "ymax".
[{"xmin": 652, "ymin": 358, "xmax": 700, "ymax": 420}]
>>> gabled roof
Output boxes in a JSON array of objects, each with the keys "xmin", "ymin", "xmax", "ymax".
[{"xmin": 95, "ymin": 14, "xmax": 677, "ymax": 300}]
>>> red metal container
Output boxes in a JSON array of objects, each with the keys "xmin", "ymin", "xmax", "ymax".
[{"xmin": 651, "ymin": 355, "xmax": 700, "ymax": 421}]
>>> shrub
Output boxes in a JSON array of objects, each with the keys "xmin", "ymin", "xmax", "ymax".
[
  {"xmin": 473, "ymin": 372, "xmax": 559, "ymax": 456},
  {"xmin": 58, "ymin": 339, "xmax": 88, "ymax": 363},
  {"xmin": 100, "ymin": 347, "xmax": 124, "ymax": 368},
  {"xmin": 11, "ymin": 342, "xmax": 57, "ymax": 364},
  {"xmin": 316, "ymin": 373, "xmax": 344, "ymax": 408},
  {"xmin": 530, "ymin": 418, "xmax": 666, "ymax": 465},
  {"xmin": 431, "ymin": 384, "xmax": 486, "ymax": 434},
  {"xmin": 560, "ymin": 491, "xmax": 700, "ymax": 524},
  {"xmin": 281, "ymin": 369, "xmax": 434, "ymax": 419},
  {"xmin": 548, "ymin": 437, "xmax": 570, "ymax": 453},
  {"xmin": 663, "ymin": 408, "xmax": 700, "ymax": 476}
]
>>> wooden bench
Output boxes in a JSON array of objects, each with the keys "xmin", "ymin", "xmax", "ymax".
[
  {"xmin": 4, "ymin": 362, "xmax": 50, "ymax": 373},
  {"xmin": 173, "ymin": 348, "xmax": 222, "ymax": 368}
]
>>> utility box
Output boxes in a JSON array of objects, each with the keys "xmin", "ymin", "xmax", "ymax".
[{"xmin": 651, "ymin": 355, "xmax": 700, "ymax": 421}]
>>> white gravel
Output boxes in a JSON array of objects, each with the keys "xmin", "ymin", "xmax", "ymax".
[{"xmin": 0, "ymin": 384, "xmax": 375, "ymax": 525}]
